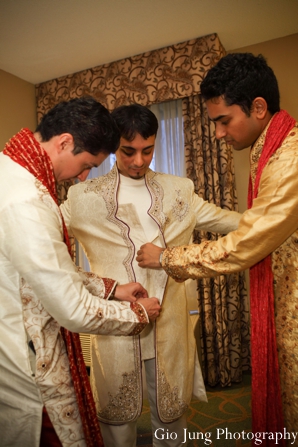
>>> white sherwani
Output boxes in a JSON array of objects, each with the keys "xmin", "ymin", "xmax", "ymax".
[
  {"xmin": 0, "ymin": 153, "xmax": 148, "ymax": 447},
  {"xmin": 61, "ymin": 165, "xmax": 241, "ymax": 426}
]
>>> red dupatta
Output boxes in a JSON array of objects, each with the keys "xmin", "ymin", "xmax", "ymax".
[
  {"xmin": 248, "ymin": 110, "xmax": 296, "ymax": 443},
  {"xmin": 4, "ymin": 128, "xmax": 104, "ymax": 447}
]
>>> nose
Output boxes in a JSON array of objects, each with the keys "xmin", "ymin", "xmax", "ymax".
[
  {"xmin": 215, "ymin": 123, "xmax": 226, "ymax": 140},
  {"xmin": 77, "ymin": 169, "xmax": 90, "ymax": 182},
  {"xmin": 133, "ymin": 152, "xmax": 145, "ymax": 167}
]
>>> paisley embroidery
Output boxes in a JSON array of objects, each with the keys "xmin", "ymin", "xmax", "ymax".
[
  {"xmin": 171, "ymin": 189, "xmax": 189, "ymax": 222},
  {"xmin": 98, "ymin": 370, "xmax": 142, "ymax": 423},
  {"xmin": 157, "ymin": 369, "xmax": 188, "ymax": 422},
  {"xmin": 146, "ymin": 170, "xmax": 166, "ymax": 229},
  {"xmin": 20, "ymin": 279, "xmax": 84, "ymax": 441},
  {"xmin": 84, "ymin": 166, "xmax": 136, "ymax": 283}
]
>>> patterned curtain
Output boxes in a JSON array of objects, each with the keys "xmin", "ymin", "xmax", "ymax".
[
  {"xmin": 36, "ymin": 33, "xmax": 225, "ymax": 117},
  {"xmin": 183, "ymin": 95, "xmax": 250, "ymax": 386},
  {"xmin": 35, "ymin": 32, "xmax": 250, "ymax": 385}
]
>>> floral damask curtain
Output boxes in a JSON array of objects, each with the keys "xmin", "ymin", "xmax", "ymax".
[
  {"xmin": 36, "ymin": 33, "xmax": 225, "ymax": 117},
  {"xmin": 182, "ymin": 95, "xmax": 250, "ymax": 385},
  {"xmin": 35, "ymin": 32, "xmax": 250, "ymax": 385}
]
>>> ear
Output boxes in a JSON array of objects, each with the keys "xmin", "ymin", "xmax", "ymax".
[
  {"xmin": 252, "ymin": 97, "xmax": 268, "ymax": 119},
  {"xmin": 56, "ymin": 133, "xmax": 74, "ymax": 153}
]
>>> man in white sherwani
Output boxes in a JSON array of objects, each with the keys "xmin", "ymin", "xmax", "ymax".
[
  {"xmin": 61, "ymin": 104, "xmax": 242, "ymax": 447},
  {"xmin": 0, "ymin": 98, "xmax": 160, "ymax": 447}
]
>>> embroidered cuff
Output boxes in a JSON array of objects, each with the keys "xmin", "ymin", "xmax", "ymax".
[
  {"xmin": 102, "ymin": 278, "xmax": 117, "ymax": 300},
  {"xmin": 161, "ymin": 247, "xmax": 186, "ymax": 281},
  {"xmin": 128, "ymin": 302, "xmax": 149, "ymax": 335}
]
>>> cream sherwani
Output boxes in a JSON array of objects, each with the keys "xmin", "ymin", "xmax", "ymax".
[
  {"xmin": 0, "ymin": 153, "xmax": 148, "ymax": 447},
  {"xmin": 61, "ymin": 165, "xmax": 241, "ymax": 434}
]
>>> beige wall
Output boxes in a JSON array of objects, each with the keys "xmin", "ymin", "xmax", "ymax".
[
  {"xmin": 0, "ymin": 69, "xmax": 36, "ymax": 151},
  {"xmin": 229, "ymin": 33, "xmax": 298, "ymax": 213}
]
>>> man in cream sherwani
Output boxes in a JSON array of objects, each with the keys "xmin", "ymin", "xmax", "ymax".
[
  {"xmin": 0, "ymin": 98, "xmax": 161, "ymax": 447},
  {"xmin": 61, "ymin": 104, "xmax": 242, "ymax": 447}
]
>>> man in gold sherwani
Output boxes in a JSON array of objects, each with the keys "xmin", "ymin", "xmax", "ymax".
[
  {"xmin": 137, "ymin": 54, "xmax": 298, "ymax": 444},
  {"xmin": 61, "ymin": 104, "xmax": 242, "ymax": 447}
]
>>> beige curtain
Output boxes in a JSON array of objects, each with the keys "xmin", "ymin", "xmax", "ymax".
[
  {"xmin": 183, "ymin": 95, "xmax": 250, "ymax": 386},
  {"xmin": 36, "ymin": 33, "xmax": 250, "ymax": 385}
]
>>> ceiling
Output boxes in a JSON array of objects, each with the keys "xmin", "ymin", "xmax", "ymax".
[{"xmin": 1, "ymin": 0, "xmax": 298, "ymax": 85}]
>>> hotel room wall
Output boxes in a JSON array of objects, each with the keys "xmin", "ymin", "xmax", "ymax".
[
  {"xmin": 229, "ymin": 33, "xmax": 298, "ymax": 213},
  {"xmin": 2, "ymin": 31, "xmax": 297, "ymax": 207},
  {"xmin": 0, "ymin": 69, "xmax": 36, "ymax": 151}
]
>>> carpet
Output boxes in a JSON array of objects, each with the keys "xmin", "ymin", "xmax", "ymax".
[{"xmin": 137, "ymin": 373, "xmax": 252, "ymax": 447}]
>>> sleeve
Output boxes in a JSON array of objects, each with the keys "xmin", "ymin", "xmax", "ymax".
[
  {"xmin": 2, "ymin": 197, "xmax": 148, "ymax": 335},
  {"xmin": 162, "ymin": 149, "xmax": 298, "ymax": 281},
  {"xmin": 76, "ymin": 267, "xmax": 116, "ymax": 299},
  {"xmin": 190, "ymin": 180, "xmax": 242, "ymax": 234},
  {"xmin": 60, "ymin": 194, "xmax": 72, "ymax": 234}
]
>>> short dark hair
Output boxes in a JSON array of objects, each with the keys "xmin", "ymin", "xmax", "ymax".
[
  {"xmin": 200, "ymin": 53, "xmax": 280, "ymax": 115},
  {"xmin": 111, "ymin": 104, "xmax": 158, "ymax": 141},
  {"xmin": 35, "ymin": 96, "xmax": 120, "ymax": 155}
]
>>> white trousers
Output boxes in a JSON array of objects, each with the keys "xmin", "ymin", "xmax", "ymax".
[{"xmin": 99, "ymin": 358, "xmax": 187, "ymax": 447}]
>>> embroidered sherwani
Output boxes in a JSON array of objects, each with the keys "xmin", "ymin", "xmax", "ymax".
[
  {"xmin": 161, "ymin": 122, "xmax": 298, "ymax": 431},
  {"xmin": 61, "ymin": 165, "xmax": 241, "ymax": 426},
  {"xmin": 0, "ymin": 153, "xmax": 148, "ymax": 447}
]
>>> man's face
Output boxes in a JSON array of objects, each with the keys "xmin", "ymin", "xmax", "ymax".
[
  {"xmin": 116, "ymin": 133, "xmax": 155, "ymax": 179},
  {"xmin": 55, "ymin": 147, "xmax": 108, "ymax": 183},
  {"xmin": 206, "ymin": 96, "xmax": 262, "ymax": 151}
]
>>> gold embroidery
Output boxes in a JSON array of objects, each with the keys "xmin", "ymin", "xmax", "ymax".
[
  {"xmin": 157, "ymin": 369, "xmax": 188, "ymax": 421},
  {"xmin": 84, "ymin": 166, "xmax": 136, "ymax": 282},
  {"xmin": 129, "ymin": 302, "xmax": 148, "ymax": 335},
  {"xmin": 171, "ymin": 189, "xmax": 189, "ymax": 222},
  {"xmin": 146, "ymin": 170, "xmax": 166, "ymax": 229},
  {"xmin": 98, "ymin": 370, "xmax": 141, "ymax": 422}
]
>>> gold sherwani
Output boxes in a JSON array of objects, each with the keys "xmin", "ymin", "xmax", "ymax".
[
  {"xmin": 61, "ymin": 166, "xmax": 241, "ymax": 424},
  {"xmin": 0, "ymin": 153, "xmax": 148, "ymax": 447},
  {"xmin": 162, "ymin": 122, "xmax": 298, "ymax": 431}
]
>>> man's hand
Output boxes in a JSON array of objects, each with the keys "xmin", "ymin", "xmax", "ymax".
[
  {"xmin": 136, "ymin": 243, "xmax": 163, "ymax": 269},
  {"xmin": 113, "ymin": 282, "xmax": 148, "ymax": 303},
  {"xmin": 137, "ymin": 297, "xmax": 161, "ymax": 321}
]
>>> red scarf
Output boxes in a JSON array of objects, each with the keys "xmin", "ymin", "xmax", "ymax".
[
  {"xmin": 4, "ymin": 128, "xmax": 104, "ymax": 447},
  {"xmin": 248, "ymin": 110, "xmax": 296, "ymax": 442}
]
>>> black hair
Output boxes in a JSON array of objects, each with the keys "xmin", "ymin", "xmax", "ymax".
[
  {"xmin": 200, "ymin": 53, "xmax": 280, "ymax": 115},
  {"xmin": 35, "ymin": 96, "xmax": 120, "ymax": 155},
  {"xmin": 111, "ymin": 104, "xmax": 158, "ymax": 141}
]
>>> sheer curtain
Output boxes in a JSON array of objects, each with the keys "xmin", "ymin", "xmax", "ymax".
[
  {"xmin": 150, "ymin": 100, "xmax": 185, "ymax": 176},
  {"xmin": 77, "ymin": 99, "xmax": 185, "ymax": 270}
]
